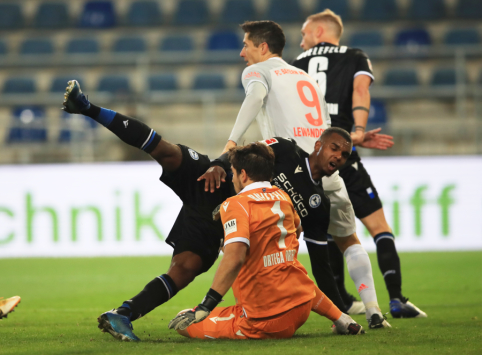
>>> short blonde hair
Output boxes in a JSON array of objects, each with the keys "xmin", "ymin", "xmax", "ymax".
[{"xmin": 307, "ymin": 9, "xmax": 344, "ymax": 39}]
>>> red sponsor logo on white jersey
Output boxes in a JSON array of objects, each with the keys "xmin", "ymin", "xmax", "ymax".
[
  {"xmin": 264, "ymin": 138, "xmax": 279, "ymax": 145},
  {"xmin": 244, "ymin": 71, "xmax": 261, "ymax": 80}
]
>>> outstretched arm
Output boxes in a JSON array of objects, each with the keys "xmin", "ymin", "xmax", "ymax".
[{"xmin": 358, "ymin": 128, "xmax": 394, "ymax": 150}]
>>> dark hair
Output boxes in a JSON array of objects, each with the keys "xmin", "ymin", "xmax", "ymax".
[
  {"xmin": 240, "ymin": 20, "xmax": 285, "ymax": 56},
  {"xmin": 318, "ymin": 127, "xmax": 352, "ymax": 145},
  {"xmin": 228, "ymin": 142, "xmax": 275, "ymax": 182}
]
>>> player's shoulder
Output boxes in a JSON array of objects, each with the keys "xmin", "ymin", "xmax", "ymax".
[
  {"xmin": 242, "ymin": 62, "xmax": 268, "ymax": 79},
  {"xmin": 345, "ymin": 46, "xmax": 370, "ymax": 59}
]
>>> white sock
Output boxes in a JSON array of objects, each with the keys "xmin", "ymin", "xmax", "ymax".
[{"xmin": 344, "ymin": 244, "xmax": 381, "ymax": 321}]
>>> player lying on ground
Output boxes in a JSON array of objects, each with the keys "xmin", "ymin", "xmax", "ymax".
[
  {"xmin": 201, "ymin": 134, "xmax": 390, "ymax": 329},
  {"xmin": 0, "ymin": 296, "xmax": 21, "ymax": 319},
  {"xmin": 292, "ymin": 9, "xmax": 426, "ymax": 318},
  {"xmin": 62, "ymin": 80, "xmax": 365, "ymax": 341},
  {"xmin": 168, "ymin": 142, "xmax": 364, "ymax": 339}
]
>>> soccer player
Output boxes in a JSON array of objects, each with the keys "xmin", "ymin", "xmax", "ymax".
[
  {"xmin": 210, "ymin": 20, "xmax": 389, "ymax": 327},
  {"xmin": 291, "ymin": 9, "xmax": 426, "ymax": 318},
  {"xmin": 0, "ymin": 296, "xmax": 21, "ymax": 319},
  {"xmin": 168, "ymin": 142, "xmax": 364, "ymax": 339}
]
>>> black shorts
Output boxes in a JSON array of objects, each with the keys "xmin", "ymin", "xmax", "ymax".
[
  {"xmin": 339, "ymin": 149, "xmax": 382, "ymax": 219},
  {"xmin": 160, "ymin": 144, "xmax": 232, "ymax": 273}
]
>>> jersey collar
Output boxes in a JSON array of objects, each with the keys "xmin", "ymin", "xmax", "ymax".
[
  {"xmin": 238, "ymin": 181, "xmax": 272, "ymax": 194},
  {"xmin": 305, "ymin": 158, "xmax": 320, "ymax": 185},
  {"xmin": 317, "ymin": 42, "xmax": 338, "ymax": 47},
  {"xmin": 267, "ymin": 57, "xmax": 285, "ymax": 63}
]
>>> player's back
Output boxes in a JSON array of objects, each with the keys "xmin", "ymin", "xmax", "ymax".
[
  {"xmin": 242, "ymin": 58, "xmax": 330, "ymax": 153},
  {"xmin": 220, "ymin": 184, "xmax": 315, "ymax": 319}
]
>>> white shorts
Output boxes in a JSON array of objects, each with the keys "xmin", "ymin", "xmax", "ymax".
[{"xmin": 323, "ymin": 173, "xmax": 356, "ymax": 238}]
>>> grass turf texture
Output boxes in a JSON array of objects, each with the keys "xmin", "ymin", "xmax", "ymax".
[{"xmin": 1, "ymin": 251, "xmax": 481, "ymax": 355}]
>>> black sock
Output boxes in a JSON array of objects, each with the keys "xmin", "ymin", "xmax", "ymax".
[
  {"xmin": 374, "ymin": 232, "xmax": 403, "ymax": 300},
  {"xmin": 81, "ymin": 104, "xmax": 161, "ymax": 154},
  {"xmin": 327, "ymin": 240, "xmax": 353, "ymax": 305},
  {"xmin": 306, "ymin": 242, "xmax": 347, "ymax": 313},
  {"xmin": 117, "ymin": 274, "xmax": 179, "ymax": 321}
]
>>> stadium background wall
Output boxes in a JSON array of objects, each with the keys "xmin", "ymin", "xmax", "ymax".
[{"xmin": 0, "ymin": 157, "xmax": 481, "ymax": 258}]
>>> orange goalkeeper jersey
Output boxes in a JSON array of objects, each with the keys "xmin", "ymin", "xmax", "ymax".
[{"xmin": 220, "ymin": 181, "xmax": 315, "ymax": 319}]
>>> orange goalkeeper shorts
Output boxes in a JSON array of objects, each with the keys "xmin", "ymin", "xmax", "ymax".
[{"xmin": 186, "ymin": 300, "xmax": 311, "ymax": 340}]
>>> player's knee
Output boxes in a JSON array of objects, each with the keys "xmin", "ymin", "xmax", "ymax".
[{"xmin": 333, "ymin": 233, "xmax": 360, "ymax": 253}]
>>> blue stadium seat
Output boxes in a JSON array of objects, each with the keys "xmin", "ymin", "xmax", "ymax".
[
  {"xmin": 265, "ymin": 0, "xmax": 303, "ymax": 23},
  {"xmin": 65, "ymin": 38, "xmax": 99, "ymax": 54},
  {"xmin": 394, "ymin": 28, "xmax": 431, "ymax": 50},
  {"xmin": 0, "ymin": 4, "xmax": 23, "ymax": 30},
  {"xmin": 444, "ymin": 28, "xmax": 481, "ymax": 46},
  {"xmin": 479, "ymin": 69, "xmax": 482, "ymax": 85},
  {"xmin": 407, "ymin": 0, "xmax": 446, "ymax": 21},
  {"xmin": 3, "ymin": 77, "xmax": 36, "ymax": 94},
  {"xmin": 148, "ymin": 74, "xmax": 178, "ymax": 91},
  {"xmin": 455, "ymin": 0, "xmax": 482, "ymax": 20},
  {"xmin": 173, "ymin": 0, "xmax": 209, "ymax": 26},
  {"xmin": 384, "ymin": 69, "xmax": 419, "ymax": 87},
  {"xmin": 58, "ymin": 111, "xmax": 97, "ymax": 143},
  {"xmin": 360, "ymin": 0, "xmax": 398, "ymax": 21},
  {"xmin": 207, "ymin": 30, "xmax": 240, "ymax": 50},
  {"xmin": 313, "ymin": 0, "xmax": 351, "ymax": 20},
  {"xmin": 50, "ymin": 76, "xmax": 84, "ymax": 93},
  {"xmin": 349, "ymin": 31, "xmax": 383, "ymax": 48},
  {"xmin": 7, "ymin": 106, "xmax": 47, "ymax": 143},
  {"xmin": 20, "ymin": 38, "xmax": 54, "ymax": 55},
  {"xmin": 430, "ymin": 68, "xmax": 463, "ymax": 86},
  {"xmin": 160, "ymin": 35, "xmax": 194, "ymax": 51},
  {"xmin": 367, "ymin": 100, "xmax": 387, "ymax": 125},
  {"xmin": 97, "ymin": 75, "xmax": 131, "ymax": 94},
  {"xmin": 127, "ymin": 1, "xmax": 162, "ymax": 27},
  {"xmin": 193, "ymin": 73, "xmax": 226, "ymax": 90},
  {"xmin": 0, "ymin": 40, "xmax": 7, "ymax": 55},
  {"xmin": 219, "ymin": 0, "xmax": 256, "ymax": 25},
  {"xmin": 112, "ymin": 36, "xmax": 146, "ymax": 53},
  {"xmin": 34, "ymin": 2, "xmax": 70, "ymax": 29},
  {"xmin": 80, "ymin": 1, "xmax": 116, "ymax": 28}
]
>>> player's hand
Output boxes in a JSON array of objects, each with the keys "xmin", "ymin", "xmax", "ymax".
[
  {"xmin": 168, "ymin": 305, "xmax": 211, "ymax": 331},
  {"xmin": 198, "ymin": 166, "xmax": 227, "ymax": 193},
  {"xmin": 358, "ymin": 128, "xmax": 394, "ymax": 150}
]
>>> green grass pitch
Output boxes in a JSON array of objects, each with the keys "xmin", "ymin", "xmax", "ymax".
[{"xmin": 1, "ymin": 251, "xmax": 481, "ymax": 355}]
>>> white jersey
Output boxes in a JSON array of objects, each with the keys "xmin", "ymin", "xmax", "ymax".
[{"xmin": 241, "ymin": 57, "xmax": 331, "ymax": 154}]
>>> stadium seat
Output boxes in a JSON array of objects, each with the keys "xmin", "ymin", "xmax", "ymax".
[
  {"xmin": 360, "ymin": 0, "xmax": 398, "ymax": 21},
  {"xmin": 455, "ymin": 0, "xmax": 482, "ymax": 20},
  {"xmin": 50, "ymin": 76, "xmax": 84, "ymax": 93},
  {"xmin": 173, "ymin": 0, "xmax": 209, "ymax": 26},
  {"xmin": 349, "ymin": 30, "xmax": 384, "ymax": 48},
  {"xmin": 206, "ymin": 30, "xmax": 240, "ymax": 50},
  {"xmin": 34, "ymin": 2, "xmax": 70, "ymax": 29},
  {"xmin": 65, "ymin": 38, "xmax": 99, "ymax": 54},
  {"xmin": 265, "ymin": 0, "xmax": 303, "ymax": 23},
  {"xmin": 219, "ymin": 0, "xmax": 256, "ymax": 25},
  {"xmin": 0, "ymin": 3, "xmax": 23, "ymax": 30},
  {"xmin": 112, "ymin": 36, "xmax": 147, "ymax": 53},
  {"xmin": 19, "ymin": 38, "xmax": 54, "ymax": 55},
  {"xmin": 0, "ymin": 40, "xmax": 7, "ymax": 55},
  {"xmin": 7, "ymin": 106, "xmax": 47, "ymax": 143},
  {"xmin": 192, "ymin": 73, "xmax": 226, "ymax": 90},
  {"xmin": 126, "ymin": 1, "xmax": 163, "ymax": 27},
  {"xmin": 407, "ymin": 0, "xmax": 446, "ymax": 21},
  {"xmin": 313, "ymin": 0, "xmax": 351, "ymax": 20},
  {"xmin": 430, "ymin": 68, "xmax": 466, "ymax": 86},
  {"xmin": 80, "ymin": 1, "xmax": 116, "ymax": 28},
  {"xmin": 97, "ymin": 75, "xmax": 131, "ymax": 94},
  {"xmin": 479, "ymin": 69, "xmax": 482, "ymax": 85},
  {"xmin": 148, "ymin": 74, "xmax": 178, "ymax": 91},
  {"xmin": 394, "ymin": 28, "xmax": 431, "ymax": 52},
  {"xmin": 367, "ymin": 100, "xmax": 387, "ymax": 125},
  {"xmin": 160, "ymin": 35, "xmax": 194, "ymax": 51},
  {"xmin": 384, "ymin": 69, "xmax": 419, "ymax": 87},
  {"xmin": 3, "ymin": 77, "xmax": 36, "ymax": 94},
  {"xmin": 444, "ymin": 28, "xmax": 481, "ymax": 46},
  {"xmin": 58, "ymin": 111, "xmax": 97, "ymax": 143}
]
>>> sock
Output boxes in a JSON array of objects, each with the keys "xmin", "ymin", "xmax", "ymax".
[
  {"xmin": 327, "ymin": 239, "xmax": 353, "ymax": 305},
  {"xmin": 81, "ymin": 104, "xmax": 161, "ymax": 154},
  {"xmin": 374, "ymin": 232, "xmax": 403, "ymax": 300},
  {"xmin": 306, "ymin": 241, "xmax": 347, "ymax": 313},
  {"xmin": 311, "ymin": 286, "xmax": 342, "ymax": 322},
  {"xmin": 117, "ymin": 274, "xmax": 178, "ymax": 321},
  {"xmin": 344, "ymin": 244, "xmax": 380, "ymax": 321}
]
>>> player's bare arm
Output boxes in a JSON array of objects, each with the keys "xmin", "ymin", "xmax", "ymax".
[
  {"xmin": 359, "ymin": 128, "xmax": 394, "ymax": 150},
  {"xmin": 351, "ymin": 75, "xmax": 371, "ymax": 146}
]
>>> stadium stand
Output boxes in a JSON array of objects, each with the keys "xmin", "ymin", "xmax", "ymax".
[
  {"xmin": 407, "ymin": 0, "xmax": 446, "ymax": 21},
  {"xmin": 367, "ymin": 100, "xmax": 388, "ymax": 125},
  {"xmin": 173, "ymin": 0, "xmax": 210, "ymax": 26},
  {"xmin": 58, "ymin": 112, "xmax": 97, "ymax": 143},
  {"xmin": 97, "ymin": 75, "xmax": 131, "ymax": 94},
  {"xmin": 112, "ymin": 36, "xmax": 147, "ymax": 53},
  {"xmin": 0, "ymin": 3, "xmax": 23, "ymax": 30},
  {"xmin": 148, "ymin": 74, "xmax": 178, "ymax": 91},
  {"xmin": 394, "ymin": 28, "xmax": 432, "ymax": 54},
  {"xmin": 384, "ymin": 68, "xmax": 420, "ymax": 87},
  {"xmin": 20, "ymin": 39, "xmax": 54, "ymax": 55},
  {"xmin": 430, "ymin": 67, "xmax": 464, "ymax": 86},
  {"xmin": 455, "ymin": 0, "xmax": 482, "ymax": 20},
  {"xmin": 80, "ymin": 1, "xmax": 116, "ymax": 28},
  {"xmin": 50, "ymin": 76, "xmax": 84, "ymax": 93},
  {"xmin": 126, "ymin": 1, "xmax": 163, "ymax": 27},
  {"xmin": 7, "ymin": 107, "xmax": 47, "ymax": 143},
  {"xmin": 3, "ymin": 78, "xmax": 36, "ymax": 94},
  {"xmin": 0, "ymin": 40, "xmax": 7, "ymax": 55},
  {"xmin": 360, "ymin": 0, "xmax": 399, "ymax": 22},
  {"xmin": 313, "ymin": 0, "xmax": 351, "ymax": 20},
  {"xmin": 219, "ymin": 0, "xmax": 256, "ymax": 25},
  {"xmin": 349, "ymin": 30, "xmax": 384, "ymax": 48},
  {"xmin": 192, "ymin": 73, "xmax": 226, "ymax": 90},
  {"xmin": 34, "ymin": 2, "xmax": 70, "ymax": 29},
  {"xmin": 159, "ymin": 35, "xmax": 194, "ymax": 51},
  {"xmin": 65, "ymin": 38, "xmax": 99, "ymax": 54},
  {"xmin": 444, "ymin": 28, "xmax": 481, "ymax": 46},
  {"xmin": 206, "ymin": 30, "xmax": 240, "ymax": 50},
  {"xmin": 265, "ymin": 0, "xmax": 303, "ymax": 23}
]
